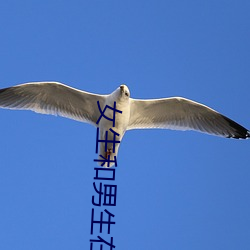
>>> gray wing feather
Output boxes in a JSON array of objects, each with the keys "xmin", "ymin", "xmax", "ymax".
[
  {"xmin": 0, "ymin": 82, "xmax": 106, "ymax": 126},
  {"xmin": 128, "ymin": 97, "xmax": 249, "ymax": 139}
]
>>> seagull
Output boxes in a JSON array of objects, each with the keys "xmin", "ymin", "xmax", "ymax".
[{"xmin": 0, "ymin": 82, "xmax": 249, "ymax": 166}]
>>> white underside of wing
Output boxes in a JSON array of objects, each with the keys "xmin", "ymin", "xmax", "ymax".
[
  {"xmin": 128, "ymin": 97, "xmax": 249, "ymax": 139},
  {"xmin": 0, "ymin": 82, "xmax": 107, "ymax": 126}
]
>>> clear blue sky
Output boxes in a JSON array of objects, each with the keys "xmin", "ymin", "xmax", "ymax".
[{"xmin": 0, "ymin": 1, "xmax": 249, "ymax": 250}]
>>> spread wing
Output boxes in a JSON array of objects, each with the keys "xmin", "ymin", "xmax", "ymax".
[
  {"xmin": 128, "ymin": 97, "xmax": 249, "ymax": 139},
  {"xmin": 0, "ymin": 82, "xmax": 106, "ymax": 126}
]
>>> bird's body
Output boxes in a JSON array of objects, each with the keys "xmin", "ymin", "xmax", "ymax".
[
  {"xmin": 97, "ymin": 86, "xmax": 130, "ymax": 164},
  {"xmin": 0, "ymin": 82, "xmax": 249, "ymax": 166}
]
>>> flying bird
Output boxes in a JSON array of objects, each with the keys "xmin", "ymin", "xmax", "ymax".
[{"xmin": 0, "ymin": 82, "xmax": 249, "ymax": 166}]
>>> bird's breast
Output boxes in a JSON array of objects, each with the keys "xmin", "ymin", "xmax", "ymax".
[{"xmin": 98, "ymin": 99, "xmax": 130, "ymax": 138}]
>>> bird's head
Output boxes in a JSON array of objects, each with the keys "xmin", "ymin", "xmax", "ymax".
[
  {"xmin": 119, "ymin": 84, "xmax": 130, "ymax": 98},
  {"xmin": 110, "ymin": 84, "xmax": 130, "ymax": 103}
]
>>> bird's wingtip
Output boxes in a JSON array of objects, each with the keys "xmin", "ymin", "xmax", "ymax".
[
  {"xmin": 247, "ymin": 130, "xmax": 250, "ymax": 139},
  {"xmin": 222, "ymin": 115, "xmax": 250, "ymax": 139},
  {"xmin": 0, "ymin": 88, "xmax": 8, "ymax": 94}
]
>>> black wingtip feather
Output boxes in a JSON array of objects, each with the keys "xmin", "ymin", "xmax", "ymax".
[
  {"xmin": 222, "ymin": 115, "xmax": 249, "ymax": 139},
  {"xmin": 0, "ymin": 88, "xmax": 9, "ymax": 94}
]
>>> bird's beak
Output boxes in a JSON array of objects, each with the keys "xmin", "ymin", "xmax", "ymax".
[{"xmin": 120, "ymin": 85, "xmax": 124, "ymax": 93}]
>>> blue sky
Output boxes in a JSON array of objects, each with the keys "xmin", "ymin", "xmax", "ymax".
[{"xmin": 0, "ymin": 1, "xmax": 249, "ymax": 249}]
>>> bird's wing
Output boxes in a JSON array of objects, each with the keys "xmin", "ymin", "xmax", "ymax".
[
  {"xmin": 128, "ymin": 97, "xmax": 249, "ymax": 139},
  {"xmin": 0, "ymin": 82, "xmax": 106, "ymax": 126}
]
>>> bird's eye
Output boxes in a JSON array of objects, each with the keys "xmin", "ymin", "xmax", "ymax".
[{"xmin": 125, "ymin": 92, "xmax": 129, "ymax": 97}]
